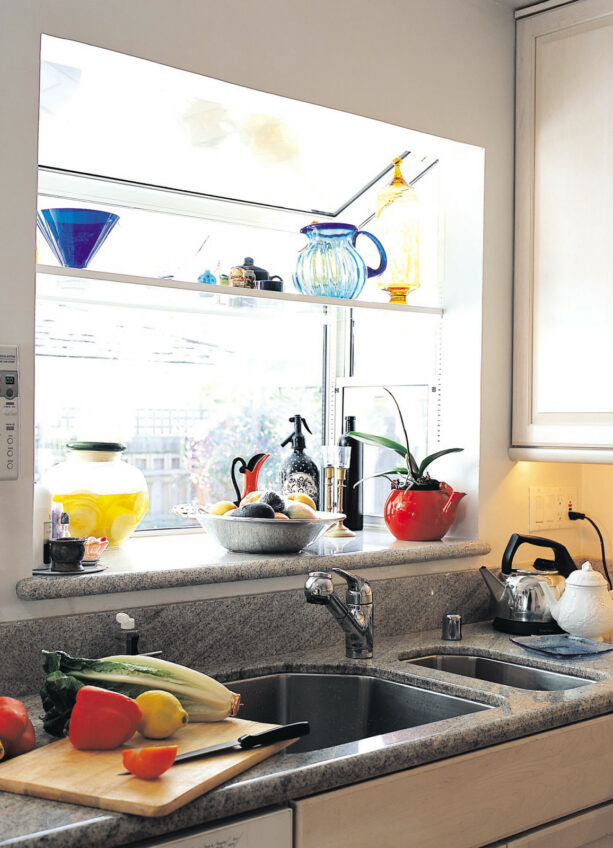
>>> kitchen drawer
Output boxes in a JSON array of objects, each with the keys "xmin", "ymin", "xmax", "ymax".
[
  {"xmin": 293, "ymin": 714, "xmax": 613, "ymax": 848},
  {"xmin": 130, "ymin": 807, "xmax": 292, "ymax": 848},
  {"xmin": 507, "ymin": 801, "xmax": 613, "ymax": 848}
]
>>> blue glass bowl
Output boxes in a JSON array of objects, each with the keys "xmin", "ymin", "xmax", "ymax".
[{"xmin": 37, "ymin": 208, "xmax": 119, "ymax": 269}]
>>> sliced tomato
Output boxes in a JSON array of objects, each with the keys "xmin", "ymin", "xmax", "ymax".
[{"xmin": 122, "ymin": 745, "xmax": 178, "ymax": 779}]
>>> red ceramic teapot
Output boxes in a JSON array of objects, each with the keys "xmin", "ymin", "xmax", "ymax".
[{"xmin": 384, "ymin": 482, "xmax": 465, "ymax": 541}]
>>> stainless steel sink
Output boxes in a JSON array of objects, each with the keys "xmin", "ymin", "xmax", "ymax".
[
  {"xmin": 229, "ymin": 672, "xmax": 492, "ymax": 753},
  {"xmin": 403, "ymin": 654, "xmax": 590, "ymax": 691}
]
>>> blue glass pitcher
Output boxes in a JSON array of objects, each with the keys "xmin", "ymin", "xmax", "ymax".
[{"xmin": 293, "ymin": 223, "xmax": 387, "ymax": 299}]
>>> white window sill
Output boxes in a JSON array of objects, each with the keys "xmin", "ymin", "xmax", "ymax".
[{"xmin": 17, "ymin": 530, "xmax": 490, "ymax": 601}]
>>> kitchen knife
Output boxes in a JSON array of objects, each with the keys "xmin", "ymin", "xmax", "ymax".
[{"xmin": 119, "ymin": 721, "xmax": 310, "ymax": 773}]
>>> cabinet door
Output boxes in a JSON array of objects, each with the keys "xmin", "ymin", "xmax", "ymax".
[
  {"xmin": 513, "ymin": 0, "xmax": 613, "ymax": 453},
  {"xmin": 293, "ymin": 714, "xmax": 613, "ymax": 848},
  {"xmin": 508, "ymin": 801, "xmax": 613, "ymax": 848}
]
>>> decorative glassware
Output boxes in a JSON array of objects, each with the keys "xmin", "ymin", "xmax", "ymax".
[
  {"xmin": 375, "ymin": 158, "xmax": 420, "ymax": 304},
  {"xmin": 293, "ymin": 222, "xmax": 387, "ymax": 300},
  {"xmin": 324, "ymin": 445, "xmax": 355, "ymax": 538},
  {"xmin": 36, "ymin": 208, "xmax": 119, "ymax": 269},
  {"xmin": 42, "ymin": 442, "xmax": 149, "ymax": 547}
]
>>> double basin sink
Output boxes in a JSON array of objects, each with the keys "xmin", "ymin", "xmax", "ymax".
[{"xmin": 229, "ymin": 654, "xmax": 591, "ymax": 754}]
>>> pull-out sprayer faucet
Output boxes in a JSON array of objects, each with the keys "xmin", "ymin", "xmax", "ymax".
[{"xmin": 304, "ymin": 567, "xmax": 373, "ymax": 659}]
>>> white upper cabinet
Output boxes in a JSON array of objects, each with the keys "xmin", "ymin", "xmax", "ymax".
[{"xmin": 512, "ymin": 0, "xmax": 613, "ymax": 460}]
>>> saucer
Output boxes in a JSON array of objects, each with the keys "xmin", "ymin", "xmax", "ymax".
[
  {"xmin": 510, "ymin": 634, "xmax": 613, "ymax": 658},
  {"xmin": 33, "ymin": 563, "xmax": 107, "ymax": 576}
]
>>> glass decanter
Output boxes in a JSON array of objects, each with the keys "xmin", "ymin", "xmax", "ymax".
[{"xmin": 375, "ymin": 158, "xmax": 420, "ymax": 304}]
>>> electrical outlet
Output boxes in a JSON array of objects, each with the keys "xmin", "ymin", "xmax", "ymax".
[{"xmin": 529, "ymin": 486, "xmax": 578, "ymax": 531}]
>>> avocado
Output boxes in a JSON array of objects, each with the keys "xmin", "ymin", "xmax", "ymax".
[
  {"xmin": 259, "ymin": 490, "xmax": 286, "ymax": 512},
  {"xmin": 233, "ymin": 502, "xmax": 276, "ymax": 519}
]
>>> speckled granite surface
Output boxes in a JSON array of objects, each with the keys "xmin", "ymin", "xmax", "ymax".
[
  {"xmin": 1, "ymin": 623, "xmax": 613, "ymax": 848},
  {"xmin": 2, "ymin": 568, "xmax": 491, "ymax": 697},
  {"xmin": 16, "ymin": 532, "xmax": 490, "ymax": 600}
]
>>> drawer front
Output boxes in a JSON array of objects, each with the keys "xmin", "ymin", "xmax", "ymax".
[
  {"xmin": 293, "ymin": 715, "xmax": 613, "ymax": 848},
  {"xmin": 136, "ymin": 807, "xmax": 292, "ymax": 848},
  {"xmin": 508, "ymin": 801, "xmax": 613, "ymax": 848}
]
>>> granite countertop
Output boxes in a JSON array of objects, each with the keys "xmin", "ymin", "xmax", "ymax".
[
  {"xmin": 2, "ymin": 622, "xmax": 612, "ymax": 848},
  {"xmin": 16, "ymin": 531, "xmax": 490, "ymax": 600}
]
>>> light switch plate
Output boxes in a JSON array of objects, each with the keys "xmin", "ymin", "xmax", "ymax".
[{"xmin": 529, "ymin": 486, "xmax": 577, "ymax": 531}]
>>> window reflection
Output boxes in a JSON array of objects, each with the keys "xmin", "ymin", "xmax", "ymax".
[{"xmin": 35, "ymin": 278, "xmax": 323, "ymax": 530}]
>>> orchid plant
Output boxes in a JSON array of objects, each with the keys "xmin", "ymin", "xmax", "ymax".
[{"xmin": 348, "ymin": 388, "xmax": 463, "ymax": 491}]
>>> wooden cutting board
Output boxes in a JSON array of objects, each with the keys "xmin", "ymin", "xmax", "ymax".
[{"xmin": 0, "ymin": 717, "xmax": 295, "ymax": 817}]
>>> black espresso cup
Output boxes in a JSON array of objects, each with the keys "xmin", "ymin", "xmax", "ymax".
[
  {"xmin": 48, "ymin": 537, "xmax": 87, "ymax": 573},
  {"xmin": 256, "ymin": 275, "xmax": 283, "ymax": 292}
]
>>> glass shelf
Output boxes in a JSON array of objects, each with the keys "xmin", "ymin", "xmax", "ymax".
[{"xmin": 36, "ymin": 265, "xmax": 443, "ymax": 316}]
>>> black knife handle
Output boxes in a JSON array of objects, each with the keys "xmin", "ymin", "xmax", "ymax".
[{"xmin": 238, "ymin": 721, "xmax": 310, "ymax": 749}]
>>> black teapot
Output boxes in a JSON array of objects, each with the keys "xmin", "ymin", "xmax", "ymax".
[{"xmin": 241, "ymin": 257, "xmax": 269, "ymax": 281}]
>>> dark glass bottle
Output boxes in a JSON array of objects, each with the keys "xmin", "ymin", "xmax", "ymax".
[
  {"xmin": 280, "ymin": 415, "xmax": 319, "ymax": 508},
  {"xmin": 339, "ymin": 415, "xmax": 363, "ymax": 531}
]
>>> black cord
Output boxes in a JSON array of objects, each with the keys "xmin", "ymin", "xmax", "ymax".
[
  {"xmin": 585, "ymin": 517, "xmax": 612, "ymax": 590},
  {"xmin": 568, "ymin": 509, "xmax": 612, "ymax": 589}
]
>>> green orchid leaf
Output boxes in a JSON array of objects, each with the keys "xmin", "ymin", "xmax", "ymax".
[
  {"xmin": 348, "ymin": 431, "xmax": 419, "ymax": 478},
  {"xmin": 418, "ymin": 447, "xmax": 464, "ymax": 477},
  {"xmin": 407, "ymin": 451, "xmax": 420, "ymax": 477},
  {"xmin": 353, "ymin": 466, "xmax": 408, "ymax": 487},
  {"xmin": 347, "ymin": 431, "xmax": 408, "ymax": 459},
  {"xmin": 383, "ymin": 387, "xmax": 412, "ymax": 465}
]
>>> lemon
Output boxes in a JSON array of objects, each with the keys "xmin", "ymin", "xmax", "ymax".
[
  {"xmin": 106, "ymin": 507, "xmax": 139, "ymax": 546},
  {"xmin": 208, "ymin": 500, "xmax": 237, "ymax": 515},
  {"xmin": 286, "ymin": 492, "xmax": 317, "ymax": 510},
  {"xmin": 55, "ymin": 493, "xmax": 102, "ymax": 537},
  {"xmin": 136, "ymin": 690, "xmax": 189, "ymax": 739}
]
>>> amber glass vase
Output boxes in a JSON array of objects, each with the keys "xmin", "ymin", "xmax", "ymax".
[{"xmin": 375, "ymin": 158, "xmax": 420, "ymax": 304}]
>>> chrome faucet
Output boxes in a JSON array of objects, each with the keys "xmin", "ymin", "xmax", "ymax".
[{"xmin": 304, "ymin": 567, "xmax": 373, "ymax": 659}]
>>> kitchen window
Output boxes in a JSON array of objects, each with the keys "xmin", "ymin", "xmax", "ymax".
[{"xmin": 35, "ymin": 35, "xmax": 482, "ymax": 537}]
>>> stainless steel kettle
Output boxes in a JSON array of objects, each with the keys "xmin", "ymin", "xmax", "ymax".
[{"xmin": 479, "ymin": 534, "xmax": 577, "ymax": 634}]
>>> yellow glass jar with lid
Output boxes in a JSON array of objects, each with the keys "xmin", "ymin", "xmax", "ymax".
[
  {"xmin": 375, "ymin": 157, "xmax": 420, "ymax": 304},
  {"xmin": 42, "ymin": 442, "xmax": 149, "ymax": 546}
]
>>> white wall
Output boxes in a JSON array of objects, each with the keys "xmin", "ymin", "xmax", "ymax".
[{"xmin": 0, "ymin": 0, "xmax": 587, "ymax": 622}]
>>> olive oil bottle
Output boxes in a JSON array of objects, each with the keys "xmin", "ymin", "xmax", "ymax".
[{"xmin": 339, "ymin": 415, "xmax": 363, "ymax": 530}]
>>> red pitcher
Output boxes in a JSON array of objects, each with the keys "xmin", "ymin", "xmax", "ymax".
[{"xmin": 230, "ymin": 453, "xmax": 270, "ymax": 506}]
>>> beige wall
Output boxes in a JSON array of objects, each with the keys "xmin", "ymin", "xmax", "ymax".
[
  {"xmin": 0, "ymin": 0, "xmax": 597, "ymax": 622},
  {"xmin": 578, "ymin": 467, "xmax": 613, "ymax": 562}
]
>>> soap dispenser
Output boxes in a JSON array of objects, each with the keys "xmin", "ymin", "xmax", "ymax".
[
  {"xmin": 280, "ymin": 415, "xmax": 319, "ymax": 508},
  {"xmin": 115, "ymin": 612, "xmax": 140, "ymax": 655}
]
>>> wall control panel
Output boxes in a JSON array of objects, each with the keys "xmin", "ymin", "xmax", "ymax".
[{"xmin": 0, "ymin": 346, "xmax": 19, "ymax": 480}]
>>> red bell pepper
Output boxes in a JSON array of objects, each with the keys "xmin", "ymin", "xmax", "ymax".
[
  {"xmin": 0, "ymin": 697, "xmax": 35, "ymax": 758},
  {"xmin": 122, "ymin": 745, "xmax": 178, "ymax": 779},
  {"xmin": 69, "ymin": 686, "xmax": 142, "ymax": 750}
]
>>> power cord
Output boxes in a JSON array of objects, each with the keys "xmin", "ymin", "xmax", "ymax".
[{"xmin": 568, "ymin": 507, "xmax": 612, "ymax": 589}]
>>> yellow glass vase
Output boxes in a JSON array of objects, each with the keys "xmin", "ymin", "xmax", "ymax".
[{"xmin": 375, "ymin": 158, "xmax": 420, "ymax": 305}]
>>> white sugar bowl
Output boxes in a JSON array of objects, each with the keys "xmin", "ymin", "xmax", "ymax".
[{"xmin": 542, "ymin": 562, "xmax": 613, "ymax": 641}]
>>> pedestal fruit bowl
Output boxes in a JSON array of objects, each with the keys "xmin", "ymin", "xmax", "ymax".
[{"xmin": 172, "ymin": 502, "xmax": 343, "ymax": 554}]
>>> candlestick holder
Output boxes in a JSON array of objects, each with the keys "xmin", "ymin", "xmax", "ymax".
[
  {"xmin": 324, "ymin": 446, "xmax": 355, "ymax": 538},
  {"xmin": 322, "ymin": 444, "xmax": 337, "ymax": 513}
]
